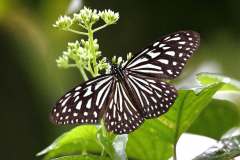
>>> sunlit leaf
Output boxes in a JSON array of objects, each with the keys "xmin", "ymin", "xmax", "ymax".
[
  {"xmin": 197, "ymin": 72, "xmax": 240, "ymax": 92},
  {"xmin": 37, "ymin": 126, "xmax": 102, "ymax": 160}
]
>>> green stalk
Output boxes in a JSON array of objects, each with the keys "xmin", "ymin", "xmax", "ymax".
[
  {"xmin": 93, "ymin": 24, "xmax": 109, "ymax": 32},
  {"xmin": 77, "ymin": 64, "xmax": 88, "ymax": 81},
  {"xmin": 65, "ymin": 28, "xmax": 88, "ymax": 36},
  {"xmin": 87, "ymin": 27, "xmax": 98, "ymax": 77}
]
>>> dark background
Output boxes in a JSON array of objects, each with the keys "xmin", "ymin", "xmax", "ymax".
[{"xmin": 0, "ymin": 0, "xmax": 239, "ymax": 159}]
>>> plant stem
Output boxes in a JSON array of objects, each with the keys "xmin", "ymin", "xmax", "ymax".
[
  {"xmin": 88, "ymin": 28, "xmax": 98, "ymax": 76},
  {"xmin": 66, "ymin": 28, "xmax": 88, "ymax": 36},
  {"xmin": 93, "ymin": 24, "xmax": 109, "ymax": 33},
  {"xmin": 78, "ymin": 23, "xmax": 88, "ymax": 30},
  {"xmin": 87, "ymin": 59, "xmax": 95, "ymax": 76},
  {"xmin": 77, "ymin": 65, "xmax": 88, "ymax": 81}
]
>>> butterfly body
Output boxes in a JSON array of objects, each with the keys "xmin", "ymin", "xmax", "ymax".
[
  {"xmin": 110, "ymin": 65, "xmax": 125, "ymax": 81},
  {"xmin": 51, "ymin": 31, "xmax": 200, "ymax": 134}
]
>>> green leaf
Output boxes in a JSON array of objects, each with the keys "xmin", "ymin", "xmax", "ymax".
[
  {"xmin": 188, "ymin": 99, "xmax": 240, "ymax": 139},
  {"xmin": 197, "ymin": 72, "xmax": 240, "ymax": 92},
  {"xmin": 193, "ymin": 134, "xmax": 240, "ymax": 160},
  {"xmin": 37, "ymin": 126, "xmax": 102, "ymax": 160},
  {"xmin": 50, "ymin": 155, "xmax": 110, "ymax": 160},
  {"xmin": 126, "ymin": 83, "xmax": 224, "ymax": 160}
]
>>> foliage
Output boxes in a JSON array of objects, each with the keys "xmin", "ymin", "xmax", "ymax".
[
  {"xmin": 188, "ymin": 99, "xmax": 240, "ymax": 139},
  {"xmin": 36, "ymin": 6, "xmax": 240, "ymax": 160}
]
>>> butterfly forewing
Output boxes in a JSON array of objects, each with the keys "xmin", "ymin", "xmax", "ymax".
[
  {"xmin": 124, "ymin": 31, "xmax": 200, "ymax": 79},
  {"xmin": 104, "ymin": 78, "xmax": 144, "ymax": 134},
  {"xmin": 51, "ymin": 75, "xmax": 114, "ymax": 125},
  {"xmin": 125, "ymin": 72, "xmax": 177, "ymax": 118}
]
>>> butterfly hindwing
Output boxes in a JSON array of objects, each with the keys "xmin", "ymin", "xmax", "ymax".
[
  {"xmin": 51, "ymin": 75, "xmax": 114, "ymax": 125},
  {"xmin": 124, "ymin": 31, "xmax": 200, "ymax": 79},
  {"xmin": 104, "ymin": 77, "xmax": 144, "ymax": 134},
  {"xmin": 125, "ymin": 72, "xmax": 177, "ymax": 118}
]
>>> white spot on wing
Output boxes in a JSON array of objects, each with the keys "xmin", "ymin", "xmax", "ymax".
[
  {"xmin": 165, "ymin": 51, "xmax": 175, "ymax": 56},
  {"xmin": 153, "ymin": 41, "xmax": 160, "ymax": 47},
  {"xmin": 93, "ymin": 111, "xmax": 97, "ymax": 118},
  {"xmin": 76, "ymin": 101, "xmax": 82, "ymax": 110},
  {"xmin": 75, "ymin": 86, "xmax": 81, "ymax": 91},
  {"xmin": 74, "ymin": 96, "xmax": 79, "ymax": 102},
  {"xmin": 147, "ymin": 51, "xmax": 161, "ymax": 58},
  {"xmin": 84, "ymin": 86, "xmax": 92, "ymax": 97},
  {"xmin": 164, "ymin": 36, "xmax": 170, "ymax": 40},
  {"xmin": 61, "ymin": 96, "xmax": 71, "ymax": 106},
  {"xmin": 167, "ymin": 69, "xmax": 173, "ymax": 75},
  {"xmin": 134, "ymin": 64, "xmax": 162, "ymax": 71},
  {"xmin": 65, "ymin": 93, "xmax": 71, "ymax": 97},
  {"xmin": 62, "ymin": 107, "xmax": 67, "ymax": 113},
  {"xmin": 158, "ymin": 59, "xmax": 169, "ymax": 64},
  {"xmin": 167, "ymin": 37, "xmax": 181, "ymax": 41},
  {"xmin": 86, "ymin": 99, "xmax": 92, "ymax": 109},
  {"xmin": 159, "ymin": 44, "xmax": 166, "ymax": 48},
  {"xmin": 163, "ymin": 47, "xmax": 170, "ymax": 50},
  {"xmin": 179, "ymin": 41, "xmax": 186, "ymax": 45}
]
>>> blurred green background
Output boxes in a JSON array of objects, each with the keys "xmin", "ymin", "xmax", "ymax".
[{"xmin": 0, "ymin": 0, "xmax": 240, "ymax": 160}]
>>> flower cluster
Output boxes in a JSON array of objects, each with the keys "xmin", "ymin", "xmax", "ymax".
[
  {"xmin": 54, "ymin": 6, "xmax": 129, "ymax": 81},
  {"xmin": 99, "ymin": 9, "xmax": 119, "ymax": 25},
  {"xmin": 53, "ymin": 15, "xmax": 73, "ymax": 30},
  {"xmin": 73, "ymin": 7, "xmax": 99, "ymax": 29},
  {"xmin": 53, "ymin": 6, "xmax": 119, "ymax": 31},
  {"xmin": 56, "ymin": 38, "xmax": 110, "ymax": 80}
]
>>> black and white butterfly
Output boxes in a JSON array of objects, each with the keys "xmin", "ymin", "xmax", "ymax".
[{"xmin": 51, "ymin": 31, "xmax": 200, "ymax": 134}]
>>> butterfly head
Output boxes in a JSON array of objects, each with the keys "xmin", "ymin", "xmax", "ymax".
[{"xmin": 110, "ymin": 64, "xmax": 121, "ymax": 73}]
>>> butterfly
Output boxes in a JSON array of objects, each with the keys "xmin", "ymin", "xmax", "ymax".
[{"xmin": 51, "ymin": 31, "xmax": 200, "ymax": 134}]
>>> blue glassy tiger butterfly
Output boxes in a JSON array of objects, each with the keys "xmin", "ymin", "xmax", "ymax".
[{"xmin": 51, "ymin": 31, "xmax": 200, "ymax": 134}]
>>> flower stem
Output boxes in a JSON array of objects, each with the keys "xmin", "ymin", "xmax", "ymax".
[
  {"xmin": 78, "ymin": 23, "xmax": 88, "ymax": 30},
  {"xmin": 87, "ymin": 28, "xmax": 98, "ymax": 77},
  {"xmin": 66, "ymin": 28, "xmax": 88, "ymax": 36},
  {"xmin": 93, "ymin": 24, "xmax": 109, "ymax": 33},
  {"xmin": 77, "ymin": 65, "xmax": 88, "ymax": 81}
]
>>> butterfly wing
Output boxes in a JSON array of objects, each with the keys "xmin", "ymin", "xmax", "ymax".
[
  {"xmin": 125, "ymin": 72, "xmax": 177, "ymax": 118},
  {"xmin": 124, "ymin": 31, "xmax": 200, "ymax": 79},
  {"xmin": 104, "ymin": 77, "xmax": 144, "ymax": 134},
  {"xmin": 51, "ymin": 74, "xmax": 114, "ymax": 125}
]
